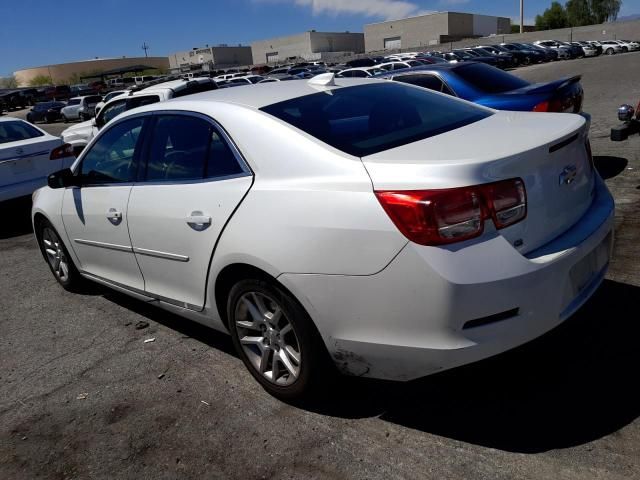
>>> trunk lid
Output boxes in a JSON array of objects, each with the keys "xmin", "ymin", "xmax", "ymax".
[
  {"xmin": 362, "ymin": 111, "xmax": 595, "ymax": 254},
  {"xmin": 0, "ymin": 136, "xmax": 63, "ymax": 188}
]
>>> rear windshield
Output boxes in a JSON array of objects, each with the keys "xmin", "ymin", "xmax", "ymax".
[
  {"xmin": 67, "ymin": 99, "xmax": 81, "ymax": 106},
  {"xmin": 0, "ymin": 121, "xmax": 45, "ymax": 144},
  {"xmin": 454, "ymin": 63, "xmax": 529, "ymax": 93},
  {"xmin": 260, "ymin": 83, "xmax": 492, "ymax": 157}
]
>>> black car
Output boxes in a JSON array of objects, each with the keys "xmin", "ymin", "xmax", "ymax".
[
  {"xmin": 453, "ymin": 49, "xmax": 502, "ymax": 69},
  {"xmin": 517, "ymin": 43, "xmax": 559, "ymax": 61},
  {"xmin": 468, "ymin": 47, "xmax": 516, "ymax": 67},
  {"xmin": 26, "ymin": 101, "xmax": 67, "ymax": 123},
  {"xmin": 499, "ymin": 43, "xmax": 546, "ymax": 64}
]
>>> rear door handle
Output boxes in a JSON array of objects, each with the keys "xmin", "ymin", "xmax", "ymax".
[{"xmin": 186, "ymin": 211, "xmax": 211, "ymax": 230}]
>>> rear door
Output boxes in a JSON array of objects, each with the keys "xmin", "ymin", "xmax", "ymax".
[
  {"xmin": 126, "ymin": 112, "xmax": 253, "ymax": 310},
  {"xmin": 0, "ymin": 121, "xmax": 64, "ymax": 199}
]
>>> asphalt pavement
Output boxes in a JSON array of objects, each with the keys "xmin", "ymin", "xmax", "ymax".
[{"xmin": 1, "ymin": 53, "xmax": 640, "ymax": 479}]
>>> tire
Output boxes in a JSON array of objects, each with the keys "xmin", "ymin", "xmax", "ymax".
[
  {"xmin": 36, "ymin": 220, "xmax": 84, "ymax": 291},
  {"xmin": 227, "ymin": 278, "xmax": 332, "ymax": 401},
  {"xmin": 606, "ymin": 48, "xmax": 614, "ymax": 55},
  {"xmin": 62, "ymin": 115, "xmax": 68, "ymax": 123},
  {"xmin": 26, "ymin": 114, "xmax": 33, "ymax": 123}
]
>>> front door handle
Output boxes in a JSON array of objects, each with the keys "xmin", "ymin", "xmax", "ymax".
[
  {"xmin": 186, "ymin": 211, "xmax": 211, "ymax": 230},
  {"xmin": 107, "ymin": 208, "xmax": 122, "ymax": 225}
]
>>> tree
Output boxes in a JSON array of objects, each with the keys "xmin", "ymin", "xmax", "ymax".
[
  {"xmin": 590, "ymin": 0, "xmax": 622, "ymax": 22},
  {"xmin": 566, "ymin": 0, "xmax": 595, "ymax": 25},
  {"xmin": 535, "ymin": 1, "xmax": 569, "ymax": 29},
  {"xmin": 0, "ymin": 75, "xmax": 18, "ymax": 88},
  {"xmin": 29, "ymin": 75, "xmax": 53, "ymax": 86}
]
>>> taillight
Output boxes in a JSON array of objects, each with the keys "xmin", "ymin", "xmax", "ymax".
[
  {"xmin": 50, "ymin": 143, "xmax": 74, "ymax": 160},
  {"xmin": 376, "ymin": 178, "xmax": 527, "ymax": 246},
  {"xmin": 533, "ymin": 98, "xmax": 563, "ymax": 112}
]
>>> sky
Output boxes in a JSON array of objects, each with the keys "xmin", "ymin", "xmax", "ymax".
[{"xmin": 1, "ymin": 0, "xmax": 638, "ymax": 76}]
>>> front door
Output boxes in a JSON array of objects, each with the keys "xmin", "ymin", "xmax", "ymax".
[
  {"xmin": 127, "ymin": 113, "xmax": 252, "ymax": 309},
  {"xmin": 62, "ymin": 116, "xmax": 148, "ymax": 290}
]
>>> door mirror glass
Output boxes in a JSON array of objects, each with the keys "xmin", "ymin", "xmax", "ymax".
[{"xmin": 48, "ymin": 168, "xmax": 77, "ymax": 189}]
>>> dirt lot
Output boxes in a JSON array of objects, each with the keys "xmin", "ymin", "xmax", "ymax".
[{"xmin": 1, "ymin": 53, "xmax": 640, "ymax": 480}]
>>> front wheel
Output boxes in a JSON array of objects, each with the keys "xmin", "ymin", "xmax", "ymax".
[
  {"xmin": 606, "ymin": 48, "xmax": 614, "ymax": 55},
  {"xmin": 37, "ymin": 220, "xmax": 84, "ymax": 291},
  {"xmin": 228, "ymin": 278, "xmax": 332, "ymax": 400}
]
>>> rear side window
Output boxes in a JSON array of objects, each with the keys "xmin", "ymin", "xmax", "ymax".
[
  {"xmin": 260, "ymin": 83, "xmax": 492, "ymax": 157},
  {"xmin": 394, "ymin": 74, "xmax": 454, "ymax": 95},
  {"xmin": 0, "ymin": 121, "xmax": 44, "ymax": 144},
  {"xmin": 145, "ymin": 115, "xmax": 244, "ymax": 181},
  {"xmin": 453, "ymin": 63, "xmax": 529, "ymax": 93}
]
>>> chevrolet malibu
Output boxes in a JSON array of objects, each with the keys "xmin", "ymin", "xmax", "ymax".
[{"xmin": 32, "ymin": 74, "xmax": 614, "ymax": 399}]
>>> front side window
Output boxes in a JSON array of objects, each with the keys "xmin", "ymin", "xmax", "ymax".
[
  {"xmin": 0, "ymin": 121, "xmax": 44, "ymax": 144},
  {"xmin": 79, "ymin": 117, "xmax": 145, "ymax": 185},
  {"xmin": 145, "ymin": 115, "xmax": 244, "ymax": 181},
  {"xmin": 261, "ymin": 82, "xmax": 492, "ymax": 157}
]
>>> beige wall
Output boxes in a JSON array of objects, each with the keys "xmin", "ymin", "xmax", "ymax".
[
  {"xmin": 169, "ymin": 47, "xmax": 252, "ymax": 70},
  {"xmin": 14, "ymin": 57, "xmax": 169, "ymax": 86},
  {"xmin": 251, "ymin": 32, "xmax": 364, "ymax": 64},
  {"xmin": 364, "ymin": 12, "xmax": 511, "ymax": 51}
]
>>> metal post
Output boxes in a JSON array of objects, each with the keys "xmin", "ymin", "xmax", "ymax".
[{"xmin": 520, "ymin": 0, "xmax": 524, "ymax": 34}]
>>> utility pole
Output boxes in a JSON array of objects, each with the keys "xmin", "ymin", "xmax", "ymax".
[
  {"xmin": 142, "ymin": 42, "xmax": 150, "ymax": 58},
  {"xmin": 520, "ymin": 0, "xmax": 524, "ymax": 33}
]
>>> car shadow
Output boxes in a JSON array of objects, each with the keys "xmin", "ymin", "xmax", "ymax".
[
  {"xmin": 0, "ymin": 196, "xmax": 34, "ymax": 239},
  {"xmin": 100, "ymin": 288, "xmax": 237, "ymax": 357},
  {"xmin": 301, "ymin": 279, "xmax": 640, "ymax": 453},
  {"xmin": 594, "ymin": 156, "xmax": 628, "ymax": 179}
]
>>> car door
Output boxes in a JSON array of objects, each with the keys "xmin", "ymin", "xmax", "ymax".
[
  {"xmin": 126, "ymin": 112, "xmax": 253, "ymax": 310},
  {"xmin": 61, "ymin": 116, "xmax": 148, "ymax": 290}
]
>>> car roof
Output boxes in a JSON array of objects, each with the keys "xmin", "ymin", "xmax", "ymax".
[{"xmin": 132, "ymin": 77, "xmax": 375, "ymax": 111}]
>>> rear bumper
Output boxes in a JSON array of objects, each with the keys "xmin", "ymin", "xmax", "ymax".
[{"xmin": 280, "ymin": 176, "xmax": 615, "ymax": 381}]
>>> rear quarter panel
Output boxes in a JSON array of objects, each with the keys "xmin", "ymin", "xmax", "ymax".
[{"xmin": 179, "ymin": 102, "xmax": 409, "ymax": 304}]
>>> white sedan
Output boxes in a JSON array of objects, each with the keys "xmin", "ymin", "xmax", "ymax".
[
  {"xmin": 32, "ymin": 74, "xmax": 614, "ymax": 399},
  {"xmin": 1, "ymin": 117, "xmax": 75, "ymax": 202}
]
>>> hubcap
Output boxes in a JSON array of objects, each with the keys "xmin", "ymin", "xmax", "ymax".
[
  {"xmin": 42, "ymin": 227, "xmax": 69, "ymax": 282},
  {"xmin": 234, "ymin": 292, "xmax": 301, "ymax": 386}
]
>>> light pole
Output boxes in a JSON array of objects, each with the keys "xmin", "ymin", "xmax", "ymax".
[{"xmin": 520, "ymin": 0, "xmax": 524, "ymax": 33}]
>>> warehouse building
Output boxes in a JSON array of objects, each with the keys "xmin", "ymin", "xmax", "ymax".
[
  {"xmin": 14, "ymin": 57, "xmax": 169, "ymax": 87},
  {"xmin": 251, "ymin": 31, "xmax": 365, "ymax": 64},
  {"xmin": 168, "ymin": 45, "xmax": 253, "ymax": 73},
  {"xmin": 364, "ymin": 12, "xmax": 511, "ymax": 51}
]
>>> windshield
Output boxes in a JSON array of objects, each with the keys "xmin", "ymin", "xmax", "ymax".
[
  {"xmin": 454, "ymin": 63, "xmax": 529, "ymax": 93},
  {"xmin": 453, "ymin": 50, "xmax": 474, "ymax": 59},
  {"xmin": 260, "ymin": 83, "xmax": 492, "ymax": 157},
  {"xmin": 0, "ymin": 121, "xmax": 45, "ymax": 144}
]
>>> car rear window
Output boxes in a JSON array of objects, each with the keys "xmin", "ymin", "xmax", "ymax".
[
  {"xmin": 0, "ymin": 121, "xmax": 45, "ymax": 144},
  {"xmin": 260, "ymin": 83, "xmax": 492, "ymax": 157},
  {"xmin": 453, "ymin": 63, "xmax": 529, "ymax": 94}
]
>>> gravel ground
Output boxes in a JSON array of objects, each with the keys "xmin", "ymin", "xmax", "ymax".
[{"xmin": 1, "ymin": 53, "xmax": 640, "ymax": 480}]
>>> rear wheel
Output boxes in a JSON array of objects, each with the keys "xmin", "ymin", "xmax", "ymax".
[
  {"xmin": 62, "ymin": 114, "xmax": 68, "ymax": 123},
  {"xmin": 227, "ymin": 278, "xmax": 332, "ymax": 400},
  {"xmin": 37, "ymin": 220, "xmax": 84, "ymax": 291},
  {"xmin": 606, "ymin": 48, "xmax": 614, "ymax": 55}
]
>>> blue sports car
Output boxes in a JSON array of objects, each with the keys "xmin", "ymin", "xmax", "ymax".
[{"xmin": 375, "ymin": 62, "xmax": 583, "ymax": 113}]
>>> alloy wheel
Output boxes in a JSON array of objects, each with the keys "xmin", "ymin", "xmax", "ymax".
[
  {"xmin": 234, "ymin": 291, "xmax": 301, "ymax": 386},
  {"xmin": 42, "ymin": 227, "xmax": 70, "ymax": 282}
]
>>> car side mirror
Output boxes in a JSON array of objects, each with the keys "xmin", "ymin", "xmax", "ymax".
[{"xmin": 48, "ymin": 168, "xmax": 78, "ymax": 189}]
